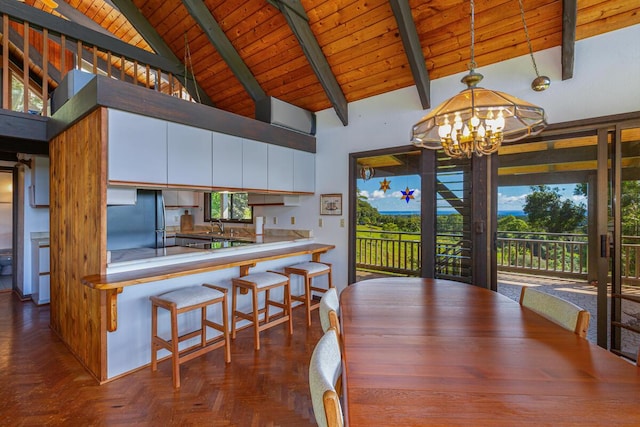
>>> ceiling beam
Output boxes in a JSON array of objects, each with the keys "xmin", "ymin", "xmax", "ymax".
[
  {"xmin": 109, "ymin": 0, "xmax": 213, "ymax": 106},
  {"xmin": 389, "ymin": 0, "xmax": 430, "ymax": 109},
  {"xmin": 56, "ymin": 0, "xmax": 117, "ymax": 38},
  {"xmin": 181, "ymin": 0, "xmax": 266, "ymax": 102},
  {"xmin": 561, "ymin": 0, "xmax": 577, "ymax": 80},
  {"xmin": 268, "ymin": 0, "xmax": 348, "ymax": 126}
]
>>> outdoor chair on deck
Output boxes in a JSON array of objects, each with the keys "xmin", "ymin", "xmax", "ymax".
[{"xmin": 519, "ymin": 287, "xmax": 590, "ymax": 338}]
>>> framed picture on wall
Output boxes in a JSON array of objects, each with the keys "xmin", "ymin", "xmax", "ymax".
[{"xmin": 320, "ymin": 193, "xmax": 342, "ymax": 215}]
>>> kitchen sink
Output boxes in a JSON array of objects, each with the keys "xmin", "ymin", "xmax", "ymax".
[{"xmin": 184, "ymin": 239, "xmax": 251, "ymax": 250}]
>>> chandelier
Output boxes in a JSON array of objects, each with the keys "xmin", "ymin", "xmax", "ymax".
[{"xmin": 411, "ymin": 0, "xmax": 547, "ymax": 159}]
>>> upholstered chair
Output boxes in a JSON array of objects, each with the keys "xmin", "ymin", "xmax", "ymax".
[
  {"xmin": 519, "ymin": 287, "xmax": 590, "ymax": 338},
  {"xmin": 309, "ymin": 328, "xmax": 343, "ymax": 427},
  {"xmin": 319, "ymin": 287, "xmax": 340, "ymax": 334}
]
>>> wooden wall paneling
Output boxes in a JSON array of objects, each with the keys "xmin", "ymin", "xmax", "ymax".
[{"xmin": 50, "ymin": 107, "xmax": 109, "ymax": 382}]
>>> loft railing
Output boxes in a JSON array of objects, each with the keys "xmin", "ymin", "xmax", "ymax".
[
  {"xmin": 0, "ymin": 2, "xmax": 196, "ymax": 117},
  {"xmin": 355, "ymin": 229, "xmax": 640, "ymax": 284}
]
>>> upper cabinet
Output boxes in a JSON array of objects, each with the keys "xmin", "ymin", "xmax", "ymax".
[
  {"xmin": 212, "ymin": 132, "xmax": 243, "ymax": 189},
  {"xmin": 167, "ymin": 123, "xmax": 212, "ymax": 188},
  {"xmin": 163, "ymin": 190, "xmax": 198, "ymax": 207},
  {"xmin": 106, "ymin": 110, "xmax": 315, "ymax": 194},
  {"xmin": 268, "ymin": 145, "xmax": 294, "ymax": 192},
  {"xmin": 29, "ymin": 155, "xmax": 50, "ymax": 207},
  {"xmin": 242, "ymin": 138, "xmax": 268, "ymax": 191},
  {"xmin": 293, "ymin": 150, "xmax": 315, "ymax": 193},
  {"xmin": 108, "ymin": 110, "xmax": 168, "ymax": 186}
]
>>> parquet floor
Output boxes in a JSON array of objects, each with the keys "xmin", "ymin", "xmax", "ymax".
[{"xmin": 0, "ymin": 292, "xmax": 323, "ymax": 426}]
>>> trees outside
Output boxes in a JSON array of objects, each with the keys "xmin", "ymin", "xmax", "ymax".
[{"xmin": 523, "ymin": 185, "xmax": 586, "ymax": 233}]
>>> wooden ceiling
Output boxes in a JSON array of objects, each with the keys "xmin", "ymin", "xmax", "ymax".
[{"xmin": 14, "ymin": 0, "xmax": 640, "ymax": 124}]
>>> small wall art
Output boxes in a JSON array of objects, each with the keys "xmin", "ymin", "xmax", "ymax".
[{"xmin": 320, "ymin": 193, "xmax": 342, "ymax": 215}]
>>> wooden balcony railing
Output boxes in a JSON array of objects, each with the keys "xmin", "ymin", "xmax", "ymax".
[
  {"xmin": 355, "ymin": 230, "xmax": 421, "ymax": 276},
  {"xmin": 356, "ymin": 229, "xmax": 640, "ymax": 284},
  {"xmin": 0, "ymin": 2, "xmax": 198, "ymax": 117},
  {"xmin": 496, "ymin": 231, "xmax": 588, "ymax": 279}
]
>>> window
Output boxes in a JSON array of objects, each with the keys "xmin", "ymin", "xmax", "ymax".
[
  {"xmin": 10, "ymin": 68, "xmax": 44, "ymax": 114},
  {"xmin": 204, "ymin": 192, "xmax": 252, "ymax": 223}
]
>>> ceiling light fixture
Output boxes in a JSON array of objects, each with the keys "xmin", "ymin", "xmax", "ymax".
[{"xmin": 411, "ymin": 0, "xmax": 547, "ymax": 159}]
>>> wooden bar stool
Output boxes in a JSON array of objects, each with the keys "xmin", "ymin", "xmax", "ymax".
[
  {"xmin": 150, "ymin": 284, "xmax": 231, "ymax": 389},
  {"xmin": 284, "ymin": 261, "xmax": 333, "ymax": 327},
  {"xmin": 231, "ymin": 272, "xmax": 293, "ymax": 350}
]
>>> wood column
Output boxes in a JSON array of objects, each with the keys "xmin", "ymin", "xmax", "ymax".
[{"xmin": 49, "ymin": 107, "xmax": 109, "ymax": 382}]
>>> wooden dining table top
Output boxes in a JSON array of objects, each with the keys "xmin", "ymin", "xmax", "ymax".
[{"xmin": 339, "ymin": 278, "xmax": 640, "ymax": 426}]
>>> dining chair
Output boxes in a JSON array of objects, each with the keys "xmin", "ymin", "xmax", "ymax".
[
  {"xmin": 519, "ymin": 287, "xmax": 590, "ymax": 338},
  {"xmin": 309, "ymin": 328, "xmax": 343, "ymax": 427},
  {"xmin": 319, "ymin": 287, "xmax": 340, "ymax": 334}
]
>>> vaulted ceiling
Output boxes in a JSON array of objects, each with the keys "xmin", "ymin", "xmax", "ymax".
[{"xmin": 11, "ymin": 0, "xmax": 640, "ymax": 125}]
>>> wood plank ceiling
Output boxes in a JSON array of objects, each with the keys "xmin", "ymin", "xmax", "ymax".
[{"xmin": 15, "ymin": 0, "xmax": 640, "ymax": 125}]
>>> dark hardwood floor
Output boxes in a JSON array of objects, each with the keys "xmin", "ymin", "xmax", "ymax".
[{"xmin": 0, "ymin": 291, "xmax": 323, "ymax": 426}]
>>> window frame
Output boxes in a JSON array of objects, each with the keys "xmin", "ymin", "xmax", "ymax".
[{"xmin": 203, "ymin": 192, "xmax": 253, "ymax": 223}]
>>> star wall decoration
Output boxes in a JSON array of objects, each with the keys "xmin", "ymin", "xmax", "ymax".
[
  {"xmin": 400, "ymin": 187, "xmax": 415, "ymax": 203},
  {"xmin": 379, "ymin": 178, "xmax": 391, "ymax": 193}
]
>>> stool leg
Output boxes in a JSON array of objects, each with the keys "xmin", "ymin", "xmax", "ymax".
[
  {"xmin": 327, "ymin": 270, "xmax": 333, "ymax": 289},
  {"xmin": 200, "ymin": 306, "xmax": 207, "ymax": 348},
  {"xmin": 171, "ymin": 308, "xmax": 180, "ymax": 389},
  {"xmin": 221, "ymin": 294, "xmax": 231, "ymax": 363},
  {"xmin": 231, "ymin": 285, "xmax": 238, "ymax": 340},
  {"xmin": 264, "ymin": 289, "xmax": 271, "ymax": 323},
  {"xmin": 285, "ymin": 280, "xmax": 293, "ymax": 335},
  {"xmin": 305, "ymin": 275, "xmax": 312, "ymax": 326},
  {"xmin": 252, "ymin": 287, "xmax": 260, "ymax": 350},
  {"xmin": 151, "ymin": 303, "xmax": 158, "ymax": 372}
]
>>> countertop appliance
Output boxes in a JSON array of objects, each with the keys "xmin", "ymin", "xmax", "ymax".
[{"xmin": 107, "ymin": 189, "xmax": 165, "ymax": 250}]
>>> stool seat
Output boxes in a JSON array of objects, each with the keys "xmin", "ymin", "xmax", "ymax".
[
  {"xmin": 287, "ymin": 262, "xmax": 330, "ymax": 275},
  {"xmin": 284, "ymin": 261, "xmax": 333, "ymax": 327},
  {"xmin": 150, "ymin": 284, "xmax": 230, "ymax": 389},
  {"xmin": 235, "ymin": 272, "xmax": 290, "ymax": 288},
  {"xmin": 231, "ymin": 271, "xmax": 293, "ymax": 350},
  {"xmin": 158, "ymin": 286, "xmax": 225, "ymax": 309}
]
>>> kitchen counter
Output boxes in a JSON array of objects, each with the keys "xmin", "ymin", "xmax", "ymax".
[{"xmin": 83, "ymin": 240, "xmax": 335, "ymax": 336}]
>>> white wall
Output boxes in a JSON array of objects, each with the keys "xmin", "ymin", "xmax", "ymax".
[
  {"xmin": 259, "ymin": 25, "xmax": 640, "ymax": 290},
  {"xmin": 22, "ymin": 159, "xmax": 50, "ymax": 295}
]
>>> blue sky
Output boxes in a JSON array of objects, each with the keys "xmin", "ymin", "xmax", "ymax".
[{"xmin": 357, "ymin": 175, "xmax": 587, "ymax": 213}]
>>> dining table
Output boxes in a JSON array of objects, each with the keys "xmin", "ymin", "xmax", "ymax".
[{"xmin": 339, "ymin": 278, "xmax": 640, "ymax": 426}]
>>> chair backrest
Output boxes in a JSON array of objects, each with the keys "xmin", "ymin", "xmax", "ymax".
[
  {"xmin": 309, "ymin": 328, "xmax": 343, "ymax": 427},
  {"xmin": 520, "ymin": 287, "xmax": 590, "ymax": 338},
  {"xmin": 319, "ymin": 288, "xmax": 340, "ymax": 334}
]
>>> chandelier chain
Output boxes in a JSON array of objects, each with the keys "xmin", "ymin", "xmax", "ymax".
[
  {"xmin": 518, "ymin": 0, "xmax": 541, "ymax": 77},
  {"xmin": 469, "ymin": 0, "xmax": 476, "ymax": 71},
  {"xmin": 184, "ymin": 33, "xmax": 202, "ymax": 103}
]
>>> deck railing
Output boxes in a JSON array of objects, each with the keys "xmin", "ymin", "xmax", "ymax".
[
  {"xmin": 355, "ymin": 230, "xmax": 421, "ymax": 276},
  {"xmin": 356, "ymin": 229, "xmax": 640, "ymax": 283},
  {"xmin": 496, "ymin": 231, "xmax": 588, "ymax": 279}
]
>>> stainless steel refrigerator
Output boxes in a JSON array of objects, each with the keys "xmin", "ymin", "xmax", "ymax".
[{"xmin": 106, "ymin": 189, "xmax": 165, "ymax": 250}]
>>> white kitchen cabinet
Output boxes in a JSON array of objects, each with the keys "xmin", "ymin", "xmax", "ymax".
[
  {"xmin": 31, "ymin": 236, "xmax": 50, "ymax": 305},
  {"xmin": 293, "ymin": 150, "xmax": 315, "ymax": 193},
  {"xmin": 267, "ymin": 145, "xmax": 294, "ymax": 192},
  {"xmin": 167, "ymin": 122, "xmax": 212, "ymax": 188},
  {"xmin": 29, "ymin": 155, "xmax": 49, "ymax": 207},
  {"xmin": 107, "ymin": 187, "xmax": 137, "ymax": 205},
  {"xmin": 242, "ymin": 138, "xmax": 268, "ymax": 191},
  {"xmin": 212, "ymin": 132, "xmax": 243, "ymax": 189},
  {"xmin": 163, "ymin": 190, "xmax": 198, "ymax": 207},
  {"xmin": 108, "ymin": 109, "xmax": 168, "ymax": 186}
]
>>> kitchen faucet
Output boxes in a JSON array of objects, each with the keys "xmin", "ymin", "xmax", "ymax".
[{"xmin": 210, "ymin": 218, "xmax": 224, "ymax": 234}]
